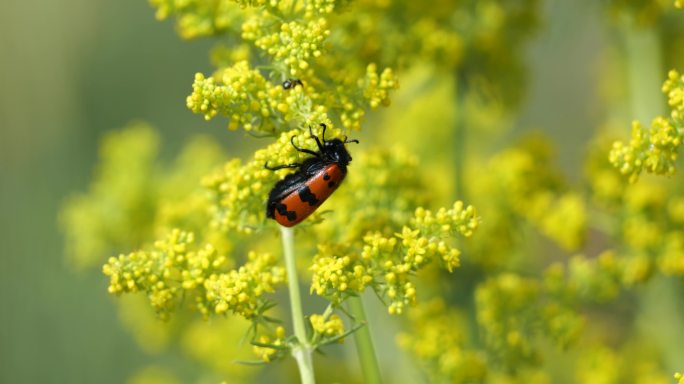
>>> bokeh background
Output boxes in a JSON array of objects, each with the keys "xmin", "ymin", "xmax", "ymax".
[{"xmin": 1, "ymin": 0, "xmax": 683, "ymax": 383}]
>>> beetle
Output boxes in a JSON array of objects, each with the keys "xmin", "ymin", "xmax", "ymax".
[
  {"xmin": 282, "ymin": 78, "xmax": 303, "ymax": 90},
  {"xmin": 265, "ymin": 123, "xmax": 358, "ymax": 227}
]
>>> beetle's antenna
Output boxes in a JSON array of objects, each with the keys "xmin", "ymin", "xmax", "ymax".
[
  {"xmin": 319, "ymin": 123, "xmax": 327, "ymax": 143},
  {"xmin": 343, "ymin": 136, "xmax": 359, "ymax": 144}
]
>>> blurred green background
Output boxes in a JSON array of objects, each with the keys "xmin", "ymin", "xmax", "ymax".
[
  {"xmin": 0, "ymin": 0, "xmax": 221, "ymax": 382},
  {"xmin": 1, "ymin": 0, "xmax": 680, "ymax": 382}
]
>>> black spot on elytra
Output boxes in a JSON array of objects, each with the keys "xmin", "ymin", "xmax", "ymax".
[
  {"xmin": 323, "ymin": 173, "xmax": 331, "ymax": 180},
  {"xmin": 275, "ymin": 203, "xmax": 297, "ymax": 222},
  {"xmin": 327, "ymin": 181, "xmax": 335, "ymax": 188},
  {"xmin": 299, "ymin": 186, "xmax": 320, "ymax": 206}
]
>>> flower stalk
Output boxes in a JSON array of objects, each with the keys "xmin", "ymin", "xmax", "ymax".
[
  {"xmin": 280, "ymin": 225, "xmax": 315, "ymax": 384},
  {"xmin": 454, "ymin": 73, "xmax": 467, "ymax": 200},
  {"xmin": 623, "ymin": 21, "xmax": 665, "ymax": 122},
  {"xmin": 348, "ymin": 295, "xmax": 383, "ymax": 384}
]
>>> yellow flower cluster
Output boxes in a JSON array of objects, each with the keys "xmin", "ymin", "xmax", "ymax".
[
  {"xmin": 362, "ymin": 231, "xmax": 418, "ymax": 315},
  {"xmin": 309, "ymin": 313, "xmax": 345, "ymax": 338},
  {"xmin": 303, "ymin": 0, "xmax": 336, "ymax": 18},
  {"xmin": 328, "ymin": 64, "xmax": 400, "ymax": 131},
  {"xmin": 252, "ymin": 326, "xmax": 286, "ymax": 362},
  {"xmin": 546, "ymin": 237, "xmax": 684, "ymax": 300},
  {"xmin": 677, "ymin": 0, "xmax": 684, "ymax": 8},
  {"xmin": 676, "ymin": 372, "xmax": 684, "ymax": 384},
  {"xmin": 622, "ymin": 182, "xmax": 684, "ymax": 279},
  {"xmin": 545, "ymin": 252, "xmax": 623, "ymax": 303},
  {"xmin": 542, "ymin": 301, "xmax": 584, "ymax": 350},
  {"xmin": 535, "ymin": 192, "xmax": 587, "ymax": 251},
  {"xmin": 309, "ymin": 244, "xmax": 374, "ymax": 304},
  {"xmin": 609, "ymin": 118, "xmax": 681, "ymax": 182},
  {"xmin": 475, "ymin": 273, "xmax": 583, "ymax": 367},
  {"xmin": 380, "ymin": 203, "xmax": 478, "ymax": 314},
  {"xmin": 187, "ymin": 63, "xmax": 280, "ymax": 131},
  {"xmin": 610, "ymin": 71, "xmax": 683, "ymax": 183},
  {"xmin": 587, "ymin": 135, "xmax": 684, "ymax": 281},
  {"xmin": 575, "ymin": 346, "xmax": 621, "ymax": 383},
  {"xmin": 397, "ymin": 300, "xmax": 486, "ymax": 382},
  {"xmin": 103, "ymin": 230, "xmax": 229, "ymax": 320},
  {"xmin": 405, "ymin": 17, "xmax": 464, "ymax": 69},
  {"xmin": 585, "ymin": 133, "xmax": 631, "ymax": 209},
  {"xmin": 475, "ymin": 274, "xmax": 541, "ymax": 365},
  {"xmin": 167, "ymin": 0, "xmax": 402, "ymax": 136},
  {"xmin": 62, "ymin": 124, "xmax": 159, "ymax": 269},
  {"xmin": 149, "ymin": 0, "xmax": 244, "ymax": 39},
  {"xmin": 246, "ymin": 17, "xmax": 330, "ymax": 77},
  {"xmin": 481, "ymin": 141, "xmax": 587, "ymax": 252},
  {"xmin": 362, "ymin": 64, "xmax": 399, "ymax": 109},
  {"xmin": 576, "ymin": 344, "xmax": 674, "ymax": 384},
  {"xmin": 664, "ymin": 69, "xmax": 684, "ymax": 123},
  {"xmin": 659, "ymin": 233, "xmax": 684, "ymax": 275},
  {"xmin": 330, "ymin": 0, "xmax": 538, "ymax": 104},
  {"xmin": 61, "ymin": 123, "xmax": 225, "ymax": 270},
  {"xmin": 311, "ymin": 202, "xmax": 479, "ymax": 314},
  {"xmin": 622, "ymin": 182, "xmax": 666, "ymax": 251},
  {"xmin": 204, "ymin": 251, "xmax": 285, "ymax": 319},
  {"xmin": 103, "ymin": 229, "xmax": 285, "ymax": 321},
  {"xmin": 412, "ymin": 202, "xmax": 479, "ymax": 239}
]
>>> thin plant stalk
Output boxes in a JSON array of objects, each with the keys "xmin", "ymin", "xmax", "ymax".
[
  {"xmin": 454, "ymin": 72, "xmax": 467, "ymax": 200},
  {"xmin": 623, "ymin": 22, "xmax": 665, "ymax": 122},
  {"xmin": 348, "ymin": 295, "xmax": 383, "ymax": 384},
  {"xmin": 280, "ymin": 225, "xmax": 315, "ymax": 384}
]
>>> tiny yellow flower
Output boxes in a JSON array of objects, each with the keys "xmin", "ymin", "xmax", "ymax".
[
  {"xmin": 252, "ymin": 326, "xmax": 287, "ymax": 362},
  {"xmin": 309, "ymin": 313, "xmax": 345, "ymax": 339}
]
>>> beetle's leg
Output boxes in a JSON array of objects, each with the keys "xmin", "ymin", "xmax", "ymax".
[
  {"xmin": 291, "ymin": 135, "xmax": 320, "ymax": 157},
  {"xmin": 264, "ymin": 162, "xmax": 301, "ymax": 171}
]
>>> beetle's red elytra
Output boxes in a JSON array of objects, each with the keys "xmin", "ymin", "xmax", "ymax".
[{"xmin": 265, "ymin": 124, "xmax": 358, "ymax": 227}]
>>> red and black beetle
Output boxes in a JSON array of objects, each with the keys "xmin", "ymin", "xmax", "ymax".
[{"xmin": 265, "ymin": 123, "xmax": 358, "ymax": 227}]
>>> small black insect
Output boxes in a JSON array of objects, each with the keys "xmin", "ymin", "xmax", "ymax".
[
  {"xmin": 282, "ymin": 78, "xmax": 304, "ymax": 90},
  {"xmin": 264, "ymin": 123, "xmax": 358, "ymax": 227}
]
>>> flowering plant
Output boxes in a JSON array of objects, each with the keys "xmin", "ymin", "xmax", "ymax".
[{"xmin": 62, "ymin": 0, "xmax": 684, "ymax": 382}]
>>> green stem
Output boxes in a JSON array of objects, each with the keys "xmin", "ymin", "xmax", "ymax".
[
  {"xmin": 454, "ymin": 72, "xmax": 467, "ymax": 200},
  {"xmin": 623, "ymin": 22, "xmax": 665, "ymax": 122},
  {"xmin": 280, "ymin": 225, "xmax": 315, "ymax": 384},
  {"xmin": 348, "ymin": 295, "xmax": 382, "ymax": 384}
]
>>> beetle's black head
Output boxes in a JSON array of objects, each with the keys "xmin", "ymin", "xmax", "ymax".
[
  {"xmin": 322, "ymin": 137, "xmax": 358, "ymax": 166},
  {"xmin": 312, "ymin": 123, "xmax": 358, "ymax": 166},
  {"xmin": 322, "ymin": 139, "xmax": 352, "ymax": 166}
]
